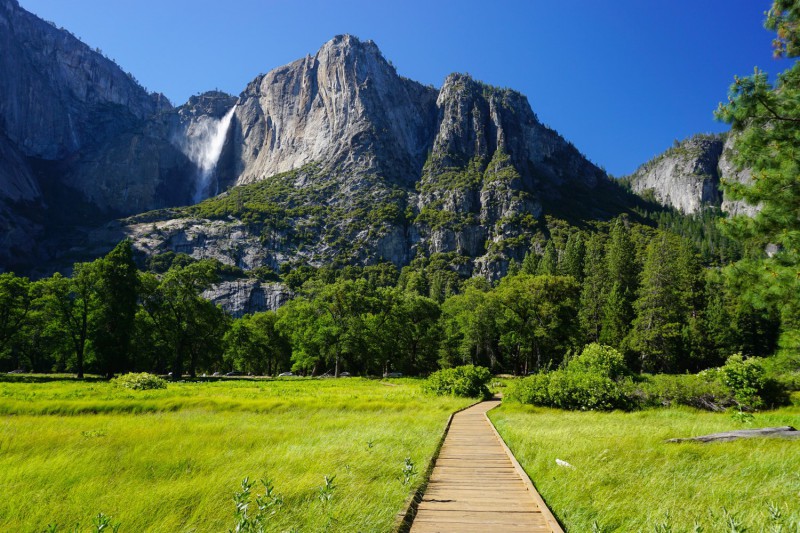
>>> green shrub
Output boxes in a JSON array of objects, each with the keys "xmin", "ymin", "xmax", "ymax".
[
  {"xmin": 721, "ymin": 354, "xmax": 766, "ymax": 407},
  {"xmin": 505, "ymin": 373, "xmax": 551, "ymax": 404},
  {"xmin": 505, "ymin": 346, "xmax": 791, "ymax": 412},
  {"xmin": 635, "ymin": 373, "xmax": 732, "ymax": 411},
  {"xmin": 547, "ymin": 372, "xmax": 630, "ymax": 411},
  {"xmin": 566, "ymin": 343, "xmax": 628, "ymax": 379},
  {"xmin": 506, "ymin": 344, "xmax": 630, "ymax": 411},
  {"xmin": 423, "ymin": 365, "xmax": 492, "ymax": 399},
  {"xmin": 719, "ymin": 354, "xmax": 789, "ymax": 409},
  {"xmin": 111, "ymin": 372, "xmax": 167, "ymax": 391},
  {"xmin": 507, "ymin": 371, "xmax": 629, "ymax": 411}
]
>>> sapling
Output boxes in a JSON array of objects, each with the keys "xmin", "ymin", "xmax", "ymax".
[
  {"xmin": 231, "ymin": 476, "xmax": 284, "ymax": 533},
  {"xmin": 318, "ymin": 475, "xmax": 336, "ymax": 505},
  {"xmin": 401, "ymin": 457, "xmax": 418, "ymax": 485},
  {"xmin": 92, "ymin": 514, "xmax": 120, "ymax": 533}
]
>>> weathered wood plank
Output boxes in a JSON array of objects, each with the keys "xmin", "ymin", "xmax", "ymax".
[{"xmin": 408, "ymin": 400, "xmax": 563, "ymax": 532}]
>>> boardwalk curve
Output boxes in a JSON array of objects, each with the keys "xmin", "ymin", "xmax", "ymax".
[{"xmin": 409, "ymin": 400, "xmax": 562, "ymax": 533}]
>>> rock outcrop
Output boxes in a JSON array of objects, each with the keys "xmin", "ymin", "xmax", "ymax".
[
  {"xmin": 202, "ymin": 280, "xmax": 292, "ymax": 318},
  {"xmin": 627, "ymin": 135, "xmax": 723, "ymax": 214},
  {"xmin": 626, "ymin": 133, "xmax": 760, "ymax": 216}
]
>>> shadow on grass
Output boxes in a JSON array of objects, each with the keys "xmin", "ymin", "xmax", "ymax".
[{"xmin": 0, "ymin": 374, "xmax": 107, "ymax": 384}]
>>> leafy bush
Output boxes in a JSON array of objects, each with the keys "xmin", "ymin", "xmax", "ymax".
[
  {"xmin": 634, "ymin": 373, "xmax": 732, "ymax": 411},
  {"xmin": 423, "ymin": 365, "xmax": 492, "ymax": 399},
  {"xmin": 111, "ymin": 372, "xmax": 167, "ymax": 391},
  {"xmin": 505, "ymin": 373, "xmax": 551, "ymax": 405},
  {"xmin": 506, "ymin": 350, "xmax": 790, "ymax": 412},
  {"xmin": 506, "ymin": 371, "xmax": 630, "ymax": 411},
  {"xmin": 565, "ymin": 343, "xmax": 627, "ymax": 379},
  {"xmin": 720, "ymin": 353, "xmax": 767, "ymax": 408},
  {"xmin": 505, "ymin": 344, "xmax": 630, "ymax": 410},
  {"xmin": 547, "ymin": 371, "xmax": 631, "ymax": 411}
]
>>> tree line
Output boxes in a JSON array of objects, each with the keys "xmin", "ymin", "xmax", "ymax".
[{"xmin": 0, "ymin": 213, "xmax": 782, "ymax": 378}]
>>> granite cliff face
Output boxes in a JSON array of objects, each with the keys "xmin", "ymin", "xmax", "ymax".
[
  {"xmin": 0, "ymin": 0, "xmax": 168, "ymax": 161},
  {"xmin": 230, "ymin": 35, "xmax": 437, "ymax": 187},
  {"xmin": 0, "ymin": 0, "xmax": 192, "ymax": 216},
  {"xmin": 0, "ymin": 0, "xmax": 207, "ymax": 271},
  {"xmin": 202, "ymin": 280, "xmax": 292, "ymax": 318},
  {"xmin": 626, "ymin": 133, "xmax": 759, "ymax": 216}
]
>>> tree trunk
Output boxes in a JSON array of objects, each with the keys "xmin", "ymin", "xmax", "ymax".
[
  {"xmin": 76, "ymin": 345, "xmax": 84, "ymax": 379},
  {"xmin": 172, "ymin": 339, "xmax": 184, "ymax": 380}
]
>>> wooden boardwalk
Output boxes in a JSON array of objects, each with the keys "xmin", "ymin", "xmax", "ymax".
[{"xmin": 409, "ymin": 400, "xmax": 562, "ymax": 533}]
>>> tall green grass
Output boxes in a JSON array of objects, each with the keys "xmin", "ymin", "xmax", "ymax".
[
  {"xmin": 0, "ymin": 378, "xmax": 471, "ymax": 531},
  {"xmin": 489, "ymin": 399, "xmax": 800, "ymax": 531}
]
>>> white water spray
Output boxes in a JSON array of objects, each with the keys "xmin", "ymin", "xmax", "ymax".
[{"xmin": 181, "ymin": 106, "xmax": 236, "ymax": 203}]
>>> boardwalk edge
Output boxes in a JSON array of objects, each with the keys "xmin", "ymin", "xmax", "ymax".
[
  {"xmin": 484, "ymin": 404, "xmax": 565, "ymax": 533},
  {"xmin": 393, "ymin": 399, "xmax": 482, "ymax": 533}
]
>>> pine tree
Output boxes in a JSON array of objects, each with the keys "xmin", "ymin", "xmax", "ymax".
[
  {"xmin": 521, "ymin": 250, "xmax": 539, "ymax": 275},
  {"xmin": 536, "ymin": 240, "xmax": 558, "ymax": 276},
  {"xmin": 599, "ymin": 282, "xmax": 627, "ymax": 349},
  {"xmin": 579, "ymin": 234, "xmax": 607, "ymax": 343},
  {"xmin": 676, "ymin": 239, "xmax": 708, "ymax": 371},
  {"xmin": 715, "ymin": 1, "xmax": 800, "ymax": 354},
  {"xmin": 602, "ymin": 218, "xmax": 638, "ymax": 347},
  {"xmin": 628, "ymin": 233, "xmax": 688, "ymax": 373},
  {"xmin": 559, "ymin": 232, "xmax": 585, "ymax": 281},
  {"xmin": 702, "ymin": 272, "xmax": 737, "ymax": 366},
  {"xmin": 605, "ymin": 218, "xmax": 638, "ymax": 295}
]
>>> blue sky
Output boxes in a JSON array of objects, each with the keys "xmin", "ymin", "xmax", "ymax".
[{"xmin": 19, "ymin": 0, "xmax": 790, "ymax": 176}]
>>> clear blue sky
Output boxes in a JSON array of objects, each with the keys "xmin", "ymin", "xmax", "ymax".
[{"xmin": 19, "ymin": 0, "xmax": 791, "ymax": 176}]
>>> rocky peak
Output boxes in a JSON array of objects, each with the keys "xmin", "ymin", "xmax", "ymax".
[
  {"xmin": 231, "ymin": 34, "xmax": 437, "ymax": 186},
  {"xmin": 435, "ymin": 74, "xmax": 533, "ymax": 152}
]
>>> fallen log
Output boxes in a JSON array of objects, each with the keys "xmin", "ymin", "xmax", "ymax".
[{"xmin": 666, "ymin": 426, "xmax": 799, "ymax": 443}]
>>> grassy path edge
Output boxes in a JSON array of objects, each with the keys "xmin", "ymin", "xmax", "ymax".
[{"xmin": 393, "ymin": 399, "xmax": 482, "ymax": 532}]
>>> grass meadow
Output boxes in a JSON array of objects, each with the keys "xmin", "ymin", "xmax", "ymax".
[
  {"xmin": 490, "ymin": 397, "xmax": 800, "ymax": 532},
  {"xmin": 0, "ymin": 377, "xmax": 472, "ymax": 532}
]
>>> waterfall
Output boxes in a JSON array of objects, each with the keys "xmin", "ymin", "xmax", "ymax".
[{"xmin": 181, "ymin": 106, "xmax": 236, "ymax": 203}]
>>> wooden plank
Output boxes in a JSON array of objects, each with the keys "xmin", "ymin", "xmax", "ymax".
[{"xmin": 409, "ymin": 400, "xmax": 563, "ymax": 532}]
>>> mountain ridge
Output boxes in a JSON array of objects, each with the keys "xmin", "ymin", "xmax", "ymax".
[{"xmin": 0, "ymin": 2, "xmax": 649, "ymax": 283}]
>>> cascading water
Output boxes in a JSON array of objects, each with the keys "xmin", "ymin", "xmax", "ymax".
[{"xmin": 181, "ymin": 106, "xmax": 236, "ymax": 203}]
